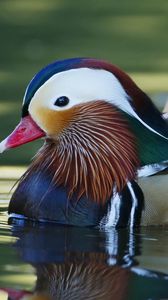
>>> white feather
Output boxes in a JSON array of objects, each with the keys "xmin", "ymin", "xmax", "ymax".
[{"xmin": 29, "ymin": 68, "xmax": 167, "ymax": 139}]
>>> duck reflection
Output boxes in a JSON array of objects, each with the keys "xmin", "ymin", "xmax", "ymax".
[{"xmin": 6, "ymin": 224, "xmax": 168, "ymax": 300}]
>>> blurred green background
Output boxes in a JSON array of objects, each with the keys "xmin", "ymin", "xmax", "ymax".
[{"xmin": 0, "ymin": 0, "xmax": 168, "ymax": 165}]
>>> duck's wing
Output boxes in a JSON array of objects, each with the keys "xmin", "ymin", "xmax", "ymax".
[{"xmin": 138, "ymin": 162, "xmax": 168, "ymax": 177}]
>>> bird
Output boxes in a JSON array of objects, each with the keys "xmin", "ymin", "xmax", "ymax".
[{"xmin": 0, "ymin": 58, "xmax": 168, "ymax": 227}]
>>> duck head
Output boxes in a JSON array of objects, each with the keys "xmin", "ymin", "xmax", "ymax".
[{"xmin": 0, "ymin": 58, "xmax": 168, "ymax": 217}]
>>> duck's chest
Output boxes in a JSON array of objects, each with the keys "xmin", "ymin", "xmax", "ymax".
[{"xmin": 8, "ymin": 169, "xmax": 108, "ymax": 226}]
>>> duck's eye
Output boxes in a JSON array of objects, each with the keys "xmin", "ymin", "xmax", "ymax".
[{"xmin": 54, "ymin": 96, "xmax": 69, "ymax": 107}]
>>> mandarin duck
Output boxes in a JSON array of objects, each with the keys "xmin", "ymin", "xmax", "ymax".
[{"xmin": 0, "ymin": 58, "xmax": 168, "ymax": 227}]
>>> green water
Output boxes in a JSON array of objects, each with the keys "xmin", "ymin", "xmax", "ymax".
[{"xmin": 0, "ymin": 174, "xmax": 168, "ymax": 300}]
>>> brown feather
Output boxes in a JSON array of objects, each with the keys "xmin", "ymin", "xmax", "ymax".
[{"xmin": 24, "ymin": 101, "xmax": 139, "ymax": 204}]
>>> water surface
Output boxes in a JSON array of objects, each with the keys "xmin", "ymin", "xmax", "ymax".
[{"xmin": 0, "ymin": 170, "xmax": 168, "ymax": 300}]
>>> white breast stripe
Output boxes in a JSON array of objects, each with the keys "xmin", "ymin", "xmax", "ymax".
[
  {"xmin": 127, "ymin": 182, "xmax": 138, "ymax": 228},
  {"xmin": 100, "ymin": 192, "xmax": 121, "ymax": 228}
]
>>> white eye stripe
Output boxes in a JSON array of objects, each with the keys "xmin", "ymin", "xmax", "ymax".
[
  {"xmin": 29, "ymin": 68, "xmax": 128, "ymax": 111},
  {"xmin": 29, "ymin": 67, "xmax": 167, "ymax": 139}
]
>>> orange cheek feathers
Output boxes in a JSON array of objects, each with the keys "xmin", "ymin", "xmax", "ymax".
[{"xmin": 31, "ymin": 107, "xmax": 75, "ymax": 136}]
